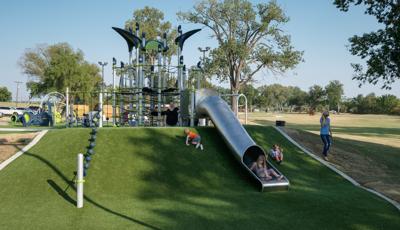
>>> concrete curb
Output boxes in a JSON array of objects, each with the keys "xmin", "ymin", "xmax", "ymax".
[
  {"xmin": 0, "ymin": 128, "xmax": 44, "ymax": 132},
  {"xmin": 0, "ymin": 130, "xmax": 48, "ymax": 171},
  {"xmin": 273, "ymin": 126, "xmax": 400, "ymax": 212}
]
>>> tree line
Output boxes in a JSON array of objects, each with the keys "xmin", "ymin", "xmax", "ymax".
[{"xmin": 213, "ymin": 80, "xmax": 400, "ymax": 115}]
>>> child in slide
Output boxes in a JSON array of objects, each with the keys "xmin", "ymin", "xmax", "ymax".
[
  {"xmin": 184, "ymin": 128, "xmax": 204, "ymax": 150},
  {"xmin": 250, "ymin": 155, "xmax": 283, "ymax": 180}
]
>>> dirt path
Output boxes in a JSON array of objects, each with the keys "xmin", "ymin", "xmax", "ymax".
[
  {"xmin": 281, "ymin": 127, "xmax": 400, "ymax": 203},
  {"xmin": 0, "ymin": 133, "xmax": 38, "ymax": 163}
]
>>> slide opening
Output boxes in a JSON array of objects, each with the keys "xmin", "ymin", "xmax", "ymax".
[{"xmin": 242, "ymin": 145, "xmax": 265, "ymax": 168}]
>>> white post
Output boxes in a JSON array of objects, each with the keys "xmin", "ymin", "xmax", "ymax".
[
  {"xmin": 66, "ymin": 87, "xmax": 69, "ymax": 126},
  {"xmin": 76, "ymin": 153, "xmax": 84, "ymax": 208}
]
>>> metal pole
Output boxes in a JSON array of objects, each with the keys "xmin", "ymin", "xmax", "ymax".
[
  {"xmin": 119, "ymin": 63, "xmax": 125, "ymax": 125},
  {"xmin": 197, "ymin": 47, "xmax": 210, "ymax": 89},
  {"xmin": 157, "ymin": 45, "xmax": 162, "ymax": 126},
  {"xmin": 14, "ymin": 81, "xmax": 22, "ymax": 107},
  {"xmin": 76, "ymin": 153, "xmax": 84, "ymax": 208},
  {"xmin": 139, "ymin": 32, "xmax": 146, "ymax": 125},
  {"xmin": 112, "ymin": 58, "xmax": 116, "ymax": 126},
  {"xmin": 190, "ymin": 91, "xmax": 195, "ymax": 127},
  {"xmin": 178, "ymin": 55, "xmax": 183, "ymax": 126},
  {"xmin": 237, "ymin": 94, "xmax": 248, "ymax": 125},
  {"xmin": 98, "ymin": 62, "xmax": 108, "ymax": 128},
  {"xmin": 128, "ymin": 52, "xmax": 133, "ymax": 123},
  {"xmin": 135, "ymin": 25, "xmax": 140, "ymax": 126}
]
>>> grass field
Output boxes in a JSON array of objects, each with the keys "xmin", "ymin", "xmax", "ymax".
[
  {"xmin": 0, "ymin": 127, "xmax": 399, "ymax": 229},
  {"xmin": 245, "ymin": 113, "xmax": 400, "ymax": 148}
]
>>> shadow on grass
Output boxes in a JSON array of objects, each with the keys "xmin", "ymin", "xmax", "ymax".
[
  {"xmin": 47, "ymin": 179, "xmax": 75, "ymax": 206},
  {"xmin": 14, "ymin": 145, "xmax": 161, "ymax": 230}
]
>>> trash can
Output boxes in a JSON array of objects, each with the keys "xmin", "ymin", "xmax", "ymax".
[{"xmin": 276, "ymin": 120, "xmax": 286, "ymax": 126}]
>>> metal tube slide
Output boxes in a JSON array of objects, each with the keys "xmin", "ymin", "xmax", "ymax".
[{"xmin": 195, "ymin": 89, "xmax": 289, "ymax": 191}]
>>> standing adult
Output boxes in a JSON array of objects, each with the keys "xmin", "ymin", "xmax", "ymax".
[
  {"xmin": 164, "ymin": 103, "xmax": 179, "ymax": 126},
  {"xmin": 320, "ymin": 111, "xmax": 332, "ymax": 161}
]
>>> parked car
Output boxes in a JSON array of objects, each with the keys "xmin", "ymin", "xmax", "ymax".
[
  {"xmin": 0, "ymin": 106, "xmax": 17, "ymax": 116},
  {"xmin": 14, "ymin": 107, "xmax": 27, "ymax": 115},
  {"xmin": 26, "ymin": 106, "xmax": 41, "ymax": 114}
]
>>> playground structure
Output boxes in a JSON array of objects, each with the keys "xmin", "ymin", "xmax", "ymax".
[
  {"xmin": 63, "ymin": 24, "xmax": 203, "ymax": 127},
  {"xmin": 11, "ymin": 92, "xmax": 66, "ymax": 127}
]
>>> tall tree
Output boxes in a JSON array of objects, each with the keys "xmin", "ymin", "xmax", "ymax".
[
  {"xmin": 287, "ymin": 86, "xmax": 308, "ymax": 111},
  {"xmin": 334, "ymin": 0, "xmax": 400, "ymax": 89},
  {"xmin": 308, "ymin": 85, "xmax": 326, "ymax": 112},
  {"xmin": 325, "ymin": 80, "xmax": 344, "ymax": 112},
  {"xmin": 257, "ymin": 84, "xmax": 290, "ymax": 111},
  {"xmin": 376, "ymin": 94, "xmax": 399, "ymax": 114},
  {"xmin": 19, "ymin": 43, "xmax": 101, "ymax": 98},
  {"xmin": 125, "ymin": 7, "xmax": 177, "ymax": 64},
  {"xmin": 178, "ymin": 0, "xmax": 303, "ymax": 113},
  {"xmin": 0, "ymin": 86, "xmax": 12, "ymax": 102}
]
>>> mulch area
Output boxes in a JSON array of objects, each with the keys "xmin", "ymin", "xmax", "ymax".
[
  {"xmin": 281, "ymin": 127, "xmax": 400, "ymax": 203},
  {"xmin": 0, "ymin": 133, "xmax": 37, "ymax": 163}
]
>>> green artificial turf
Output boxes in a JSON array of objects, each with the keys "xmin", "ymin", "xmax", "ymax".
[{"xmin": 0, "ymin": 126, "xmax": 399, "ymax": 230}]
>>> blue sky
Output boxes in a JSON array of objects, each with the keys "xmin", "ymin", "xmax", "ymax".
[{"xmin": 0, "ymin": 0, "xmax": 399, "ymax": 101}]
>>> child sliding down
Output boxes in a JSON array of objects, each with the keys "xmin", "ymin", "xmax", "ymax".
[{"xmin": 184, "ymin": 128, "xmax": 204, "ymax": 150}]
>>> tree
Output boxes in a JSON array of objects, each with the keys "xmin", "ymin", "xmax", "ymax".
[
  {"xmin": 125, "ymin": 7, "xmax": 177, "ymax": 64},
  {"xmin": 349, "ymin": 93, "xmax": 377, "ymax": 114},
  {"xmin": 0, "ymin": 86, "xmax": 12, "ymax": 102},
  {"xmin": 325, "ymin": 80, "xmax": 344, "ymax": 112},
  {"xmin": 257, "ymin": 84, "xmax": 290, "ymax": 111},
  {"xmin": 308, "ymin": 85, "xmax": 326, "ymax": 112},
  {"xmin": 376, "ymin": 94, "xmax": 399, "ymax": 114},
  {"xmin": 187, "ymin": 66, "xmax": 214, "ymax": 89},
  {"xmin": 334, "ymin": 0, "xmax": 400, "ymax": 89},
  {"xmin": 178, "ymin": 0, "xmax": 303, "ymax": 113},
  {"xmin": 19, "ymin": 43, "xmax": 101, "ymax": 98},
  {"xmin": 287, "ymin": 86, "xmax": 308, "ymax": 112}
]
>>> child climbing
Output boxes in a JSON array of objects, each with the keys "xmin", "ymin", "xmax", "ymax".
[
  {"xmin": 184, "ymin": 128, "xmax": 204, "ymax": 150},
  {"xmin": 250, "ymin": 155, "xmax": 283, "ymax": 180},
  {"xmin": 269, "ymin": 144, "xmax": 284, "ymax": 164}
]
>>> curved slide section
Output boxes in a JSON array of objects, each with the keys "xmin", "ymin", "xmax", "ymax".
[{"xmin": 195, "ymin": 89, "xmax": 289, "ymax": 191}]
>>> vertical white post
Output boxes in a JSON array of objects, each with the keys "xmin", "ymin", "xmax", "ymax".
[
  {"xmin": 66, "ymin": 87, "xmax": 69, "ymax": 126},
  {"xmin": 77, "ymin": 153, "xmax": 84, "ymax": 208}
]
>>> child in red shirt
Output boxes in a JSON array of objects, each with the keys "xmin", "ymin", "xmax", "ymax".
[{"xmin": 184, "ymin": 128, "xmax": 204, "ymax": 150}]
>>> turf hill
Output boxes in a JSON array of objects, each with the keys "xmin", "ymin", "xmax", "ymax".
[{"xmin": 0, "ymin": 126, "xmax": 398, "ymax": 229}]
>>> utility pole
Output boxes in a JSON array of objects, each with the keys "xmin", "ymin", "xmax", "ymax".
[
  {"xmin": 14, "ymin": 81, "xmax": 22, "ymax": 107},
  {"xmin": 98, "ymin": 61, "xmax": 108, "ymax": 128},
  {"xmin": 197, "ymin": 47, "xmax": 210, "ymax": 89}
]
